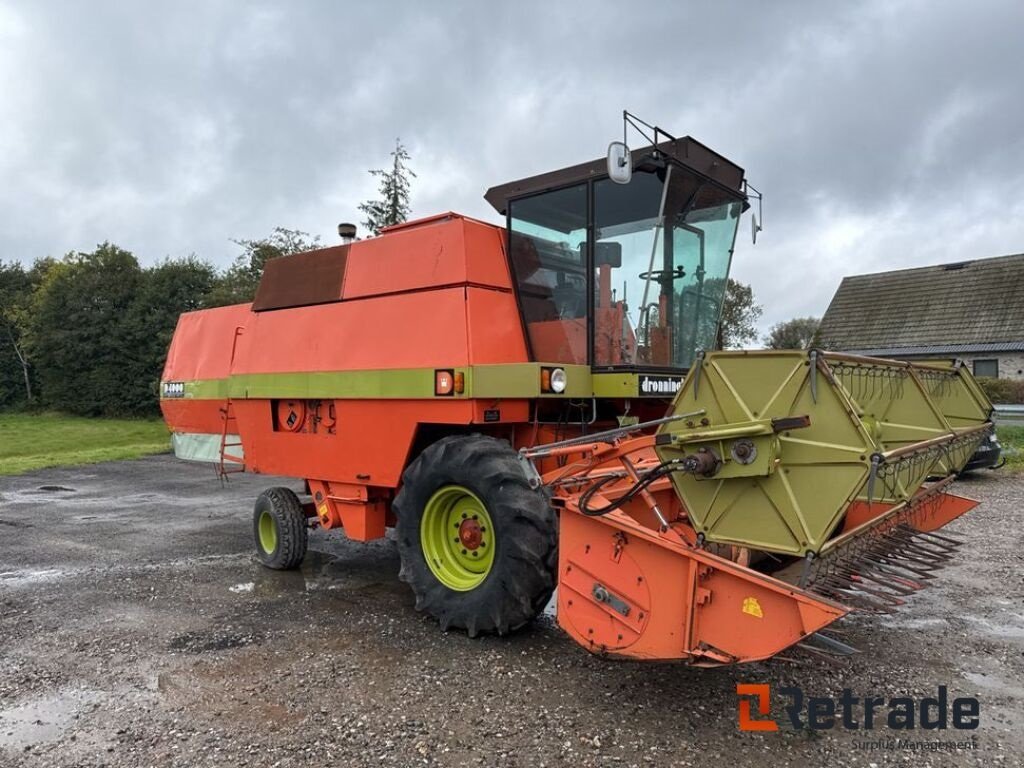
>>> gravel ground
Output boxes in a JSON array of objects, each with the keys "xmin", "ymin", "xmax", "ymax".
[{"xmin": 0, "ymin": 455, "xmax": 1021, "ymax": 767}]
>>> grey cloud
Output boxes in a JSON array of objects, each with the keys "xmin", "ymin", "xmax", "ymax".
[{"xmin": 2, "ymin": 0, "xmax": 1023, "ymax": 332}]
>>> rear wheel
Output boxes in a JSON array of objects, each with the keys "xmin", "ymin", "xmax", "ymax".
[
  {"xmin": 394, "ymin": 434, "xmax": 557, "ymax": 636},
  {"xmin": 253, "ymin": 487, "xmax": 308, "ymax": 570}
]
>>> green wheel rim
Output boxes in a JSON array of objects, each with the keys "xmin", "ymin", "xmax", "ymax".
[
  {"xmin": 258, "ymin": 510, "xmax": 278, "ymax": 554},
  {"xmin": 420, "ymin": 485, "xmax": 495, "ymax": 591}
]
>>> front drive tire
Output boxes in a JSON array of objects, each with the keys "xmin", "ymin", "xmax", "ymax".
[
  {"xmin": 394, "ymin": 434, "xmax": 558, "ymax": 637},
  {"xmin": 253, "ymin": 487, "xmax": 308, "ymax": 570}
]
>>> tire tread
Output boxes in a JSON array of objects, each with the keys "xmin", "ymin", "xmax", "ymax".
[
  {"xmin": 253, "ymin": 487, "xmax": 308, "ymax": 570},
  {"xmin": 394, "ymin": 434, "xmax": 557, "ymax": 637}
]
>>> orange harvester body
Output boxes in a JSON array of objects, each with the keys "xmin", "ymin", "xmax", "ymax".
[{"xmin": 162, "ymin": 138, "xmax": 992, "ymax": 665}]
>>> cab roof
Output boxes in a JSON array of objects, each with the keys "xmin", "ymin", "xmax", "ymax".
[{"xmin": 484, "ymin": 136, "xmax": 745, "ymax": 215}]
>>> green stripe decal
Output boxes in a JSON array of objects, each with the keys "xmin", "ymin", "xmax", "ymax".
[
  {"xmin": 162, "ymin": 365, "xmax": 678, "ymax": 401},
  {"xmin": 182, "ymin": 379, "xmax": 231, "ymax": 399},
  {"xmin": 469, "ymin": 364, "xmax": 591, "ymax": 399},
  {"xmin": 229, "ymin": 368, "xmax": 435, "ymax": 399},
  {"xmin": 592, "ymin": 373, "xmax": 645, "ymax": 398}
]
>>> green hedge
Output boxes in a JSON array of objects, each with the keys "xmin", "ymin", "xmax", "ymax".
[
  {"xmin": 976, "ymin": 377, "xmax": 1024, "ymax": 404},
  {"xmin": 1, "ymin": 229, "xmax": 317, "ymax": 417}
]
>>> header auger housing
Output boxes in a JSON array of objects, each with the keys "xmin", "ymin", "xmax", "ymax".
[
  {"xmin": 654, "ymin": 350, "xmax": 991, "ymax": 557},
  {"xmin": 161, "ymin": 129, "xmax": 993, "ymax": 665},
  {"xmin": 527, "ymin": 350, "xmax": 991, "ymax": 662}
]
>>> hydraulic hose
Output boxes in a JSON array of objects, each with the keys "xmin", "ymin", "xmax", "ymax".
[{"xmin": 578, "ymin": 460, "xmax": 680, "ymax": 517}]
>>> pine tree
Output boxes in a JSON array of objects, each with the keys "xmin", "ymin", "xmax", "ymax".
[{"xmin": 358, "ymin": 139, "xmax": 416, "ymax": 236}]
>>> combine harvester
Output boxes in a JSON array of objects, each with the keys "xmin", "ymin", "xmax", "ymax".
[{"xmin": 161, "ymin": 115, "xmax": 993, "ymax": 665}]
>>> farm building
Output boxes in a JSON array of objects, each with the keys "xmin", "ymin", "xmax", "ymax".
[{"xmin": 818, "ymin": 253, "xmax": 1024, "ymax": 381}]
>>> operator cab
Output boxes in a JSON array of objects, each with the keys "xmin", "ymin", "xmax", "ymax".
[{"xmin": 485, "ymin": 137, "xmax": 747, "ymax": 372}]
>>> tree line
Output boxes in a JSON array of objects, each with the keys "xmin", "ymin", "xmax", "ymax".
[{"xmin": 0, "ymin": 230, "xmax": 319, "ymax": 416}]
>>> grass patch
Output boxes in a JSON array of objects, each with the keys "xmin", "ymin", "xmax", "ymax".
[
  {"xmin": 0, "ymin": 412, "xmax": 170, "ymax": 476},
  {"xmin": 997, "ymin": 425, "xmax": 1024, "ymax": 473}
]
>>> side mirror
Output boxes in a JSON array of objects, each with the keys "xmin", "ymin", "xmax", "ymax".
[{"xmin": 607, "ymin": 142, "xmax": 632, "ymax": 184}]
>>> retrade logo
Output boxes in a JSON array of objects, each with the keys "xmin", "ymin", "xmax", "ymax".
[
  {"xmin": 736, "ymin": 684, "xmax": 980, "ymax": 732},
  {"xmin": 737, "ymin": 684, "xmax": 778, "ymax": 731}
]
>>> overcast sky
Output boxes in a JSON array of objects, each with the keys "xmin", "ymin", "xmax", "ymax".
[{"xmin": 2, "ymin": 0, "xmax": 1023, "ymax": 333}]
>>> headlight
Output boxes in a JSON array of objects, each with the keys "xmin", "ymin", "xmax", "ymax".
[{"xmin": 550, "ymin": 368, "xmax": 567, "ymax": 393}]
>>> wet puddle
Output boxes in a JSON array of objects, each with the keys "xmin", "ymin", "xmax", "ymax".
[
  {"xmin": 4, "ymin": 486, "xmax": 197, "ymax": 512},
  {"xmin": 230, "ymin": 547, "xmax": 562, "ymax": 628},
  {"xmin": 962, "ymin": 613, "xmax": 1024, "ymax": 640},
  {"xmin": 879, "ymin": 615, "xmax": 948, "ymax": 630},
  {"xmin": 0, "ymin": 689, "xmax": 101, "ymax": 749},
  {"xmin": 961, "ymin": 671, "xmax": 1024, "ymax": 699},
  {"xmin": 0, "ymin": 567, "xmax": 71, "ymax": 588},
  {"xmin": 234, "ymin": 549, "xmax": 402, "ymax": 599},
  {"xmin": 1, "ymin": 553, "xmax": 251, "ymax": 591}
]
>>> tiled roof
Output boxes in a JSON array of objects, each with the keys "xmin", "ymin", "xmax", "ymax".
[
  {"xmin": 818, "ymin": 253, "xmax": 1024, "ymax": 351},
  {"xmin": 846, "ymin": 342, "xmax": 1024, "ymax": 356}
]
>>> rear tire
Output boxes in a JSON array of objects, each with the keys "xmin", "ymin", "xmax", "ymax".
[
  {"xmin": 394, "ymin": 434, "xmax": 557, "ymax": 637},
  {"xmin": 253, "ymin": 487, "xmax": 308, "ymax": 570}
]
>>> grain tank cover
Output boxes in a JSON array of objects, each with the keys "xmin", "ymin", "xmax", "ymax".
[{"xmin": 252, "ymin": 245, "xmax": 351, "ymax": 312}]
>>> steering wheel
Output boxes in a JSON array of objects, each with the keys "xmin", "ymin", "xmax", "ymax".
[{"xmin": 639, "ymin": 266, "xmax": 687, "ymax": 284}]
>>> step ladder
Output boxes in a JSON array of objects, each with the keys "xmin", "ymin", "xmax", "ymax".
[
  {"xmin": 217, "ymin": 398, "xmax": 245, "ymax": 480},
  {"xmin": 217, "ymin": 324, "xmax": 246, "ymax": 482}
]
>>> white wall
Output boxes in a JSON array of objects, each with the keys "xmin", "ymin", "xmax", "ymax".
[{"xmin": 957, "ymin": 353, "xmax": 1024, "ymax": 381}]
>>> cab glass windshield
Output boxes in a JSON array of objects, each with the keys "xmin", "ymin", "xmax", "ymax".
[
  {"xmin": 593, "ymin": 168, "xmax": 741, "ymax": 368},
  {"xmin": 508, "ymin": 164, "xmax": 743, "ymax": 369}
]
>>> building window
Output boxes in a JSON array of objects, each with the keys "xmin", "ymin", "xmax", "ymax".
[{"xmin": 972, "ymin": 359, "xmax": 999, "ymax": 378}]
